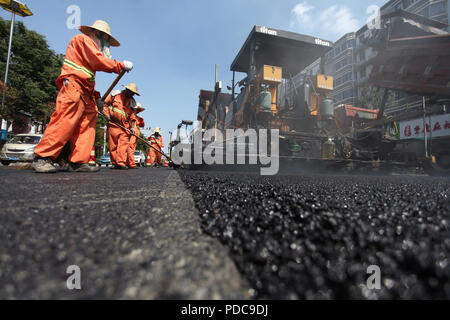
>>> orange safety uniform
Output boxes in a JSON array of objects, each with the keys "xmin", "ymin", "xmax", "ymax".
[
  {"xmin": 127, "ymin": 116, "xmax": 145, "ymax": 168},
  {"xmin": 103, "ymin": 92, "xmax": 137, "ymax": 167},
  {"xmin": 149, "ymin": 135, "xmax": 164, "ymax": 166},
  {"xmin": 34, "ymin": 33, "xmax": 124, "ymax": 163}
]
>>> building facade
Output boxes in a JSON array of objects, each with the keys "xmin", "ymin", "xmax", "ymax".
[
  {"xmin": 354, "ymin": 0, "xmax": 449, "ymax": 115},
  {"xmin": 285, "ymin": 0, "xmax": 449, "ymax": 116},
  {"xmin": 323, "ymin": 33, "xmax": 357, "ymax": 106}
]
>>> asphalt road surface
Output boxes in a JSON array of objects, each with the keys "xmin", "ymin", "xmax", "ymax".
[
  {"xmin": 1, "ymin": 166, "xmax": 449, "ymax": 300},
  {"xmin": 0, "ymin": 166, "xmax": 249, "ymax": 299}
]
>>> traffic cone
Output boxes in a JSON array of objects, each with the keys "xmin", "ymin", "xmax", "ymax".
[
  {"xmin": 146, "ymin": 153, "xmax": 151, "ymax": 167},
  {"xmin": 89, "ymin": 147, "xmax": 96, "ymax": 165}
]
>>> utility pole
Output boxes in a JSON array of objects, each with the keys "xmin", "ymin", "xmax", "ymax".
[{"xmin": 423, "ymin": 96, "xmax": 429, "ymax": 159}]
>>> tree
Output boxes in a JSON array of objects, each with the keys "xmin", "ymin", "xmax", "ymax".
[
  {"xmin": 357, "ymin": 85, "xmax": 396, "ymax": 110},
  {"xmin": 0, "ymin": 17, "xmax": 63, "ymax": 122}
]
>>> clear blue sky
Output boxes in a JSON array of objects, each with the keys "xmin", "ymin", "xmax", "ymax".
[{"xmin": 1, "ymin": 0, "xmax": 386, "ymax": 145}]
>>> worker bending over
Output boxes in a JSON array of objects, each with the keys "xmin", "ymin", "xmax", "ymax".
[
  {"xmin": 103, "ymin": 84, "xmax": 140, "ymax": 170},
  {"xmin": 149, "ymin": 128, "xmax": 164, "ymax": 167},
  {"xmin": 127, "ymin": 103, "xmax": 146, "ymax": 169},
  {"xmin": 32, "ymin": 20, "xmax": 134, "ymax": 173}
]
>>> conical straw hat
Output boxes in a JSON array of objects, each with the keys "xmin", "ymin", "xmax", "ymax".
[
  {"xmin": 123, "ymin": 83, "xmax": 140, "ymax": 96},
  {"xmin": 79, "ymin": 20, "xmax": 120, "ymax": 47}
]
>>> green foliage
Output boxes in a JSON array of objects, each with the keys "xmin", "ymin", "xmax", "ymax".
[
  {"xmin": 137, "ymin": 132, "xmax": 149, "ymax": 155},
  {"xmin": 95, "ymin": 115, "xmax": 108, "ymax": 157},
  {"xmin": 357, "ymin": 86, "xmax": 396, "ymax": 110},
  {"xmin": 0, "ymin": 17, "xmax": 63, "ymax": 121}
]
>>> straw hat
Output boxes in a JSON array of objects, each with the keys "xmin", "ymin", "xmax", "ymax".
[
  {"xmin": 154, "ymin": 127, "xmax": 161, "ymax": 134},
  {"xmin": 136, "ymin": 102, "xmax": 145, "ymax": 113},
  {"xmin": 123, "ymin": 83, "xmax": 140, "ymax": 96},
  {"xmin": 79, "ymin": 20, "xmax": 120, "ymax": 47}
]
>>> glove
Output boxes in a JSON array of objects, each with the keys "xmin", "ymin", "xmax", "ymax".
[
  {"xmin": 123, "ymin": 60, "xmax": 134, "ymax": 72},
  {"xmin": 130, "ymin": 129, "xmax": 136, "ymax": 135}
]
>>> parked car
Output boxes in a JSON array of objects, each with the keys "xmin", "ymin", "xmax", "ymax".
[
  {"xmin": 135, "ymin": 150, "xmax": 146, "ymax": 167},
  {"xmin": 99, "ymin": 154, "xmax": 111, "ymax": 167},
  {"xmin": 0, "ymin": 134, "xmax": 43, "ymax": 165}
]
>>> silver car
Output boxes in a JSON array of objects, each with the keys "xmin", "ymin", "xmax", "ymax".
[
  {"xmin": 134, "ymin": 150, "xmax": 146, "ymax": 167},
  {"xmin": 0, "ymin": 134, "xmax": 43, "ymax": 165}
]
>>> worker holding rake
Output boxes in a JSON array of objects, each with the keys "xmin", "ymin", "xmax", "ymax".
[
  {"xmin": 32, "ymin": 20, "xmax": 134, "ymax": 173},
  {"xmin": 103, "ymin": 83, "xmax": 140, "ymax": 170},
  {"xmin": 149, "ymin": 128, "xmax": 164, "ymax": 168},
  {"xmin": 126, "ymin": 103, "xmax": 146, "ymax": 169}
]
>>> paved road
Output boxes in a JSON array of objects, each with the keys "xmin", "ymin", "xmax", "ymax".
[
  {"xmin": 0, "ymin": 166, "xmax": 249, "ymax": 299},
  {"xmin": 1, "ymin": 165, "xmax": 449, "ymax": 300},
  {"xmin": 181, "ymin": 170, "xmax": 450, "ymax": 299}
]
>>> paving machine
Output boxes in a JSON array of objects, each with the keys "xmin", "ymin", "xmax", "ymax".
[
  {"xmin": 199, "ymin": 26, "xmax": 340, "ymax": 162},
  {"xmin": 195, "ymin": 14, "xmax": 450, "ymax": 174}
]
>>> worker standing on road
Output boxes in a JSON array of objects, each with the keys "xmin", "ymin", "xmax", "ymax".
[
  {"xmin": 127, "ymin": 103, "xmax": 146, "ymax": 169},
  {"xmin": 103, "ymin": 84, "xmax": 140, "ymax": 170},
  {"xmin": 32, "ymin": 20, "xmax": 134, "ymax": 173},
  {"xmin": 149, "ymin": 128, "xmax": 164, "ymax": 167}
]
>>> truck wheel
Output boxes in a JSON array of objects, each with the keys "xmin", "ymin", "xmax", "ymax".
[{"xmin": 424, "ymin": 150, "xmax": 450, "ymax": 176}]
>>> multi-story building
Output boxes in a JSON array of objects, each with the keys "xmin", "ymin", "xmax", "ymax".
[
  {"xmin": 355, "ymin": 0, "xmax": 449, "ymax": 115},
  {"xmin": 323, "ymin": 33, "xmax": 357, "ymax": 106},
  {"xmin": 279, "ymin": 33, "xmax": 357, "ymax": 107},
  {"xmin": 284, "ymin": 0, "xmax": 449, "ymax": 116}
]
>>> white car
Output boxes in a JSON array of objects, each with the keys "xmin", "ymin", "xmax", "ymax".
[
  {"xmin": 134, "ymin": 150, "xmax": 146, "ymax": 167},
  {"xmin": 0, "ymin": 134, "xmax": 43, "ymax": 165}
]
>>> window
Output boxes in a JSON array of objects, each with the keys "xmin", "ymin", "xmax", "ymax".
[
  {"xmin": 359, "ymin": 51, "xmax": 366, "ymax": 62},
  {"xmin": 429, "ymin": 1, "xmax": 446, "ymax": 16},
  {"xmin": 360, "ymin": 68, "xmax": 367, "ymax": 79},
  {"xmin": 418, "ymin": 7, "xmax": 429, "ymax": 18}
]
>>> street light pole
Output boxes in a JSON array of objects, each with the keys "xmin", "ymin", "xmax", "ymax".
[
  {"xmin": 1, "ymin": 11, "xmax": 15, "ymax": 107},
  {"xmin": 1, "ymin": 12, "xmax": 15, "ymax": 138},
  {"xmin": 1, "ymin": 0, "xmax": 33, "ymax": 141}
]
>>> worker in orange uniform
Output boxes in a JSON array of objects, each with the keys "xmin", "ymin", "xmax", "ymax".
[
  {"xmin": 32, "ymin": 20, "xmax": 134, "ymax": 173},
  {"xmin": 149, "ymin": 128, "xmax": 164, "ymax": 167},
  {"xmin": 103, "ymin": 83, "xmax": 140, "ymax": 170},
  {"xmin": 127, "ymin": 103, "xmax": 146, "ymax": 169}
]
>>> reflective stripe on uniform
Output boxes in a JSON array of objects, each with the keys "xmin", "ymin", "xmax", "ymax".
[
  {"xmin": 109, "ymin": 106, "xmax": 129, "ymax": 119},
  {"xmin": 64, "ymin": 59, "xmax": 96, "ymax": 82}
]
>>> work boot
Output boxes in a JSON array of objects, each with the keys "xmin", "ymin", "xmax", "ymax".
[
  {"xmin": 32, "ymin": 157, "xmax": 57, "ymax": 174},
  {"xmin": 68, "ymin": 163, "xmax": 100, "ymax": 173},
  {"xmin": 129, "ymin": 166, "xmax": 138, "ymax": 170},
  {"xmin": 112, "ymin": 165, "xmax": 128, "ymax": 170}
]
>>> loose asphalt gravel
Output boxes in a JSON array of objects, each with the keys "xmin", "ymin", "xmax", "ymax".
[{"xmin": 180, "ymin": 170, "xmax": 450, "ymax": 300}]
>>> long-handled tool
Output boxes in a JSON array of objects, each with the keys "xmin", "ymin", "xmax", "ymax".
[
  {"xmin": 98, "ymin": 112, "xmax": 183, "ymax": 169},
  {"xmin": 98, "ymin": 70, "xmax": 183, "ymax": 169},
  {"xmin": 101, "ymin": 69, "xmax": 127, "ymax": 101}
]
